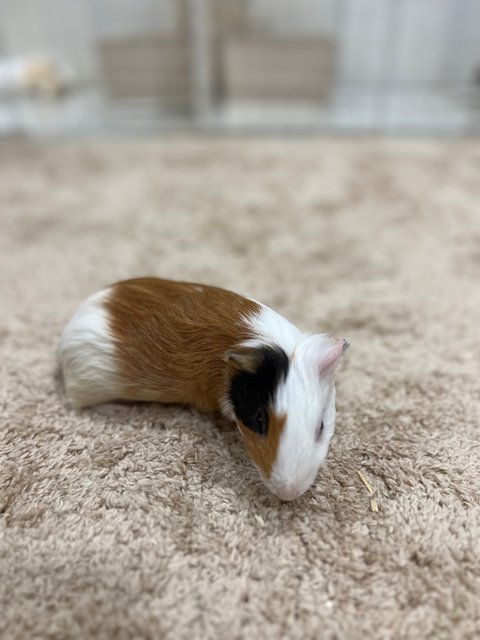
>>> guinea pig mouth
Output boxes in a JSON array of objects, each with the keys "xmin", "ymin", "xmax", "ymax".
[
  {"xmin": 263, "ymin": 479, "xmax": 312, "ymax": 501},
  {"xmin": 274, "ymin": 485, "xmax": 305, "ymax": 501}
]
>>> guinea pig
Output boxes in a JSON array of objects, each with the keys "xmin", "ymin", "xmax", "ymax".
[{"xmin": 58, "ymin": 277, "xmax": 349, "ymax": 500}]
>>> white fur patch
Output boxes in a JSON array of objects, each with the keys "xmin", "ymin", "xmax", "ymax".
[
  {"xmin": 58, "ymin": 289, "xmax": 119, "ymax": 408},
  {"xmin": 248, "ymin": 305, "xmax": 338, "ymax": 499},
  {"xmin": 269, "ymin": 350, "xmax": 336, "ymax": 497},
  {"xmin": 245, "ymin": 304, "xmax": 303, "ymax": 355}
]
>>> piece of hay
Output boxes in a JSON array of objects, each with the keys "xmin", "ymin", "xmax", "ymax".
[
  {"xmin": 357, "ymin": 470, "xmax": 380, "ymax": 513},
  {"xmin": 356, "ymin": 470, "xmax": 374, "ymax": 495}
]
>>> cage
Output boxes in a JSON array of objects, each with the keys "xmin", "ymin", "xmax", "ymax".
[{"xmin": 1, "ymin": 0, "xmax": 480, "ymax": 135}]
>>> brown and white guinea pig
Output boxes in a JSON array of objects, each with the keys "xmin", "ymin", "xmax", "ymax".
[{"xmin": 58, "ymin": 277, "xmax": 349, "ymax": 500}]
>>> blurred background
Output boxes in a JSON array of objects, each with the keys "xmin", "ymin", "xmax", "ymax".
[
  {"xmin": 2, "ymin": 7, "xmax": 480, "ymax": 637},
  {"xmin": 1, "ymin": 0, "xmax": 480, "ymax": 137}
]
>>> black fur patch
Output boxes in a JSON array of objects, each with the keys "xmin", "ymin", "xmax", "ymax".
[{"xmin": 228, "ymin": 345, "xmax": 289, "ymax": 436}]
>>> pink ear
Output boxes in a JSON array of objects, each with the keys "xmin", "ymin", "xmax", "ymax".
[{"xmin": 319, "ymin": 339, "xmax": 349, "ymax": 375}]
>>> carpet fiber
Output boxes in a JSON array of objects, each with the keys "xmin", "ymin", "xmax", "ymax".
[{"xmin": 1, "ymin": 137, "xmax": 479, "ymax": 639}]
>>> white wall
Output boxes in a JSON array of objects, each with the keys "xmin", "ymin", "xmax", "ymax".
[
  {"xmin": 250, "ymin": 0, "xmax": 480, "ymax": 90},
  {"xmin": 91, "ymin": 0, "xmax": 177, "ymax": 39}
]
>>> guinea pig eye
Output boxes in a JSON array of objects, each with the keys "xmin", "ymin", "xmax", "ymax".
[
  {"xmin": 251, "ymin": 407, "xmax": 268, "ymax": 436},
  {"xmin": 315, "ymin": 421, "xmax": 325, "ymax": 442}
]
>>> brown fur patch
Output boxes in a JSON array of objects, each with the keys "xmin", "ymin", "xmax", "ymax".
[
  {"xmin": 237, "ymin": 409, "xmax": 286, "ymax": 479},
  {"xmin": 104, "ymin": 277, "xmax": 260, "ymax": 413}
]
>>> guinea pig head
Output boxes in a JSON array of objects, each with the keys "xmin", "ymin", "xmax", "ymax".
[{"xmin": 225, "ymin": 335, "xmax": 348, "ymax": 500}]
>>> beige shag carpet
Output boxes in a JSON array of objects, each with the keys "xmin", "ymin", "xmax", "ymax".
[{"xmin": 1, "ymin": 137, "xmax": 479, "ymax": 640}]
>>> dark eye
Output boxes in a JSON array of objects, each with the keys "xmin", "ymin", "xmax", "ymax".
[
  {"xmin": 252, "ymin": 407, "xmax": 268, "ymax": 436},
  {"xmin": 315, "ymin": 421, "xmax": 325, "ymax": 442}
]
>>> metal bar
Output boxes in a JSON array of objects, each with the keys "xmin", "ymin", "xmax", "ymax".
[{"xmin": 186, "ymin": 0, "xmax": 213, "ymax": 126}]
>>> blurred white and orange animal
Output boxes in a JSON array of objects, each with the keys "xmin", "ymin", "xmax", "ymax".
[{"xmin": 0, "ymin": 55, "xmax": 70, "ymax": 97}]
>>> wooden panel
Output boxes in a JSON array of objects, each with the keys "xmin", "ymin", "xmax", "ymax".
[
  {"xmin": 97, "ymin": 36, "xmax": 191, "ymax": 103},
  {"xmin": 223, "ymin": 36, "xmax": 334, "ymax": 102}
]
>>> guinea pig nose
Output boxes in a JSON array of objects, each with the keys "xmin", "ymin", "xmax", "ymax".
[{"xmin": 275, "ymin": 485, "xmax": 302, "ymax": 501}]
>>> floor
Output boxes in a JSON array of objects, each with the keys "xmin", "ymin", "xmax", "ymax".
[{"xmin": 0, "ymin": 137, "xmax": 479, "ymax": 639}]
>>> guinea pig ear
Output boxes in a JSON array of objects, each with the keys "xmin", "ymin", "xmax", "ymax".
[
  {"xmin": 224, "ymin": 345, "xmax": 260, "ymax": 373},
  {"xmin": 319, "ymin": 338, "xmax": 349, "ymax": 376}
]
